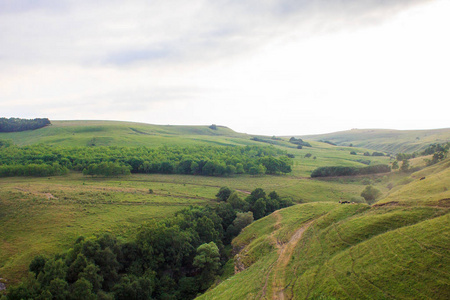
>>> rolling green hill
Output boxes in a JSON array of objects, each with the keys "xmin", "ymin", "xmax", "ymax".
[
  {"xmin": 198, "ymin": 158, "xmax": 450, "ymax": 299},
  {"xmin": 298, "ymin": 128, "xmax": 450, "ymax": 154},
  {"xmin": 0, "ymin": 120, "xmax": 256, "ymax": 147}
]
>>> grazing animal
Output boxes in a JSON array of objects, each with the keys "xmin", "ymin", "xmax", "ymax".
[
  {"xmin": 420, "ymin": 177, "xmax": 426, "ymax": 180},
  {"xmin": 340, "ymin": 200, "xmax": 350, "ymax": 204}
]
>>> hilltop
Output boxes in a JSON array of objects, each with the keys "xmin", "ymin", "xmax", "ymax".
[
  {"xmin": 297, "ymin": 128, "xmax": 450, "ymax": 154},
  {"xmin": 0, "ymin": 120, "xmax": 255, "ymax": 147}
]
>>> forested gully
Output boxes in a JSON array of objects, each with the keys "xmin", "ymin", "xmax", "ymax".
[{"xmin": 5, "ymin": 188, "xmax": 293, "ymax": 300}]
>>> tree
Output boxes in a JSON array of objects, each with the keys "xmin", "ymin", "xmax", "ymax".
[
  {"xmin": 195, "ymin": 216, "xmax": 219, "ymax": 243},
  {"xmin": 216, "ymin": 186, "xmax": 232, "ymax": 201},
  {"xmin": 70, "ymin": 278, "xmax": 96, "ymax": 300},
  {"xmin": 400, "ymin": 159, "xmax": 410, "ymax": 172},
  {"xmin": 235, "ymin": 163, "xmax": 244, "ymax": 174},
  {"xmin": 392, "ymin": 161, "xmax": 399, "ymax": 170},
  {"xmin": 227, "ymin": 192, "xmax": 248, "ymax": 211},
  {"xmin": 252, "ymin": 198, "xmax": 267, "ymax": 220},
  {"xmin": 193, "ymin": 242, "xmax": 220, "ymax": 290},
  {"xmin": 49, "ymin": 278, "xmax": 69, "ymax": 300},
  {"xmin": 29, "ymin": 254, "xmax": 47, "ymax": 277},
  {"xmin": 79, "ymin": 263, "xmax": 103, "ymax": 292},
  {"xmin": 360, "ymin": 185, "xmax": 382, "ymax": 204}
]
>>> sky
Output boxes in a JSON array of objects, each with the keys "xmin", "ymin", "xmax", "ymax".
[{"xmin": 0, "ymin": 0, "xmax": 449, "ymax": 136}]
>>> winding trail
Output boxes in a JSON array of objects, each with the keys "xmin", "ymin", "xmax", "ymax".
[
  {"xmin": 271, "ymin": 220, "xmax": 314, "ymax": 300},
  {"xmin": 258, "ymin": 210, "xmax": 314, "ymax": 300}
]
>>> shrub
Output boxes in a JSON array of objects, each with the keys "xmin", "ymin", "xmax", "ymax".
[
  {"xmin": 216, "ymin": 187, "xmax": 232, "ymax": 201},
  {"xmin": 372, "ymin": 152, "xmax": 385, "ymax": 156},
  {"xmin": 361, "ymin": 185, "xmax": 382, "ymax": 204}
]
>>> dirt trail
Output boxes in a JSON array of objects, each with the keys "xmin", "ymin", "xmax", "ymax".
[
  {"xmin": 258, "ymin": 210, "xmax": 313, "ymax": 300},
  {"xmin": 236, "ymin": 189, "xmax": 251, "ymax": 195},
  {"xmin": 271, "ymin": 220, "xmax": 314, "ymax": 300}
]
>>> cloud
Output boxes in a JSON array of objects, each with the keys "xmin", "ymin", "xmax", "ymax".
[
  {"xmin": 1, "ymin": 0, "xmax": 446, "ymax": 136},
  {"xmin": 0, "ymin": 0, "xmax": 430, "ymax": 67}
]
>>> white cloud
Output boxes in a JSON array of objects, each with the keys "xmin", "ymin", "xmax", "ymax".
[{"xmin": 1, "ymin": 0, "xmax": 448, "ymax": 135}]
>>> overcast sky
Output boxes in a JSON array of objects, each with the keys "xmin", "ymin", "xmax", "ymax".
[{"xmin": 0, "ymin": 0, "xmax": 449, "ymax": 135}]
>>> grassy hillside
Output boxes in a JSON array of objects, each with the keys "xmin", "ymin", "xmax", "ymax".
[
  {"xmin": 0, "ymin": 120, "xmax": 255, "ymax": 147},
  {"xmin": 198, "ymin": 159, "xmax": 450, "ymax": 299},
  {"xmin": 298, "ymin": 128, "xmax": 450, "ymax": 154}
]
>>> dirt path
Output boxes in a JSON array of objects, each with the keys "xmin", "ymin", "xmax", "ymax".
[
  {"xmin": 236, "ymin": 189, "xmax": 251, "ymax": 195},
  {"xmin": 258, "ymin": 211, "xmax": 313, "ymax": 300},
  {"xmin": 271, "ymin": 220, "xmax": 314, "ymax": 300}
]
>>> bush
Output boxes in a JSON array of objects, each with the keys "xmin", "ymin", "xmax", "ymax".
[
  {"xmin": 216, "ymin": 187, "xmax": 232, "ymax": 201},
  {"xmin": 372, "ymin": 152, "xmax": 385, "ymax": 156},
  {"xmin": 360, "ymin": 185, "xmax": 382, "ymax": 204}
]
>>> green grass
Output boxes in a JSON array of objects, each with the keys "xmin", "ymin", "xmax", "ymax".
[
  {"xmin": 0, "ymin": 120, "xmax": 256, "ymax": 147},
  {"xmin": 378, "ymin": 158, "xmax": 450, "ymax": 207}
]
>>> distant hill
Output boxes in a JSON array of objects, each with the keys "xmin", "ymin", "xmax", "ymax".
[
  {"xmin": 0, "ymin": 120, "xmax": 259, "ymax": 147},
  {"xmin": 297, "ymin": 128, "xmax": 450, "ymax": 154}
]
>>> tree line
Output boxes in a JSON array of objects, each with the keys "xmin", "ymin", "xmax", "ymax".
[
  {"xmin": 4, "ymin": 187, "xmax": 293, "ymax": 300},
  {"xmin": 0, "ymin": 143, "xmax": 293, "ymax": 177},
  {"xmin": 310, "ymin": 164, "xmax": 391, "ymax": 178},
  {"xmin": 0, "ymin": 118, "xmax": 51, "ymax": 132}
]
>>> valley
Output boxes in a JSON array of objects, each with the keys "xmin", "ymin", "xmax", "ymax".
[{"xmin": 0, "ymin": 120, "xmax": 449, "ymax": 299}]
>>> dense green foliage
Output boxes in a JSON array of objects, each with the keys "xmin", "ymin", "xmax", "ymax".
[
  {"xmin": 0, "ymin": 118, "xmax": 51, "ymax": 133},
  {"xmin": 310, "ymin": 164, "xmax": 391, "ymax": 178},
  {"xmin": 0, "ymin": 144, "xmax": 292, "ymax": 177},
  {"xmin": 289, "ymin": 137, "xmax": 311, "ymax": 148},
  {"xmin": 0, "ymin": 163, "xmax": 68, "ymax": 177},
  {"xmin": 3, "ymin": 188, "xmax": 292, "ymax": 299}
]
